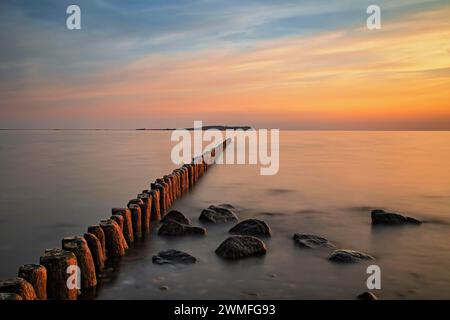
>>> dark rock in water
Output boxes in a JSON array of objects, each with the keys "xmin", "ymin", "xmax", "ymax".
[
  {"xmin": 293, "ymin": 233, "xmax": 334, "ymax": 248},
  {"xmin": 158, "ymin": 219, "xmax": 206, "ymax": 236},
  {"xmin": 215, "ymin": 235, "xmax": 267, "ymax": 259},
  {"xmin": 161, "ymin": 210, "xmax": 191, "ymax": 225},
  {"xmin": 199, "ymin": 205, "xmax": 238, "ymax": 223},
  {"xmin": 371, "ymin": 209, "xmax": 421, "ymax": 225},
  {"xmin": 357, "ymin": 291, "xmax": 378, "ymax": 300},
  {"xmin": 152, "ymin": 249, "xmax": 197, "ymax": 264},
  {"xmin": 229, "ymin": 219, "xmax": 271, "ymax": 237},
  {"xmin": 0, "ymin": 292, "xmax": 23, "ymax": 300},
  {"xmin": 328, "ymin": 249, "xmax": 374, "ymax": 263}
]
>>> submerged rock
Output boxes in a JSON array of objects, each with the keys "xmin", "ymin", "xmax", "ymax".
[
  {"xmin": 152, "ymin": 249, "xmax": 197, "ymax": 264},
  {"xmin": 293, "ymin": 233, "xmax": 334, "ymax": 248},
  {"xmin": 371, "ymin": 209, "xmax": 421, "ymax": 225},
  {"xmin": 161, "ymin": 210, "xmax": 191, "ymax": 225},
  {"xmin": 229, "ymin": 219, "xmax": 271, "ymax": 237},
  {"xmin": 357, "ymin": 291, "xmax": 378, "ymax": 300},
  {"xmin": 158, "ymin": 219, "xmax": 206, "ymax": 236},
  {"xmin": 199, "ymin": 205, "xmax": 238, "ymax": 223},
  {"xmin": 215, "ymin": 235, "xmax": 267, "ymax": 259},
  {"xmin": 328, "ymin": 249, "xmax": 374, "ymax": 263}
]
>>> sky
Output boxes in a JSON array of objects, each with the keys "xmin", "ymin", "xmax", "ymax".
[{"xmin": 0, "ymin": 0, "xmax": 449, "ymax": 129}]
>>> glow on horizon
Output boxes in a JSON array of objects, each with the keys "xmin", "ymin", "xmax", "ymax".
[{"xmin": 0, "ymin": 2, "xmax": 449, "ymax": 129}]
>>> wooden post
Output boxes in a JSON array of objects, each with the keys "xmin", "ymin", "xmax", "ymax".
[
  {"xmin": 99, "ymin": 220, "xmax": 127, "ymax": 257},
  {"xmin": 146, "ymin": 188, "xmax": 161, "ymax": 221},
  {"xmin": 112, "ymin": 208, "xmax": 134, "ymax": 245},
  {"xmin": 18, "ymin": 264, "xmax": 47, "ymax": 300},
  {"xmin": 135, "ymin": 195, "xmax": 151, "ymax": 234},
  {"xmin": 40, "ymin": 248, "xmax": 78, "ymax": 300},
  {"xmin": 83, "ymin": 233, "xmax": 105, "ymax": 273},
  {"xmin": 110, "ymin": 214, "xmax": 124, "ymax": 232},
  {"xmin": 87, "ymin": 225, "xmax": 106, "ymax": 259},
  {"xmin": 0, "ymin": 277, "xmax": 37, "ymax": 300},
  {"xmin": 128, "ymin": 204, "xmax": 142, "ymax": 239},
  {"xmin": 154, "ymin": 182, "xmax": 167, "ymax": 215},
  {"xmin": 62, "ymin": 236, "xmax": 97, "ymax": 289}
]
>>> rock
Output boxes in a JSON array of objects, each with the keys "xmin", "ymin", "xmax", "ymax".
[
  {"xmin": 229, "ymin": 219, "xmax": 271, "ymax": 237},
  {"xmin": 357, "ymin": 291, "xmax": 378, "ymax": 300},
  {"xmin": 152, "ymin": 249, "xmax": 197, "ymax": 264},
  {"xmin": 158, "ymin": 219, "xmax": 206, "ymax": 236},
  {"xmin": 0, "ymin": 292, "xmax": 23, "ymax": 300},
  {"xmin": 0, "ymin": 278, "xmax": 37, "ymax": 300},
  {"xmin": 371, "ymin": 209, "xmax": 421, "ymax": 225},
  {"xmin": 328, "ymin": 249, "xmax": 374, "ymax": 263},
  {"xmin": 161, "ymin": 210, "xmax": 191, "ymax": 225},
  {"xmin": 18, "ymin": 264, "xmax": 47, "ymax": 300},
  {"xmin": 215, "ymin": 235, "xmax": 267, "ymax": 260},
  {"xmin": 199, "ymin": 205, "xmax": 238, "ymax": 223},
  {"xmin": 293, "ymin": 233, "xmax": 334, "ymax": 248}
]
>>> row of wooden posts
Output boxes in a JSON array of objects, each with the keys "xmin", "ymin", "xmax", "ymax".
[{"xmin": 0, "ymin": 139, "xmax": 230, "ymax": 300}]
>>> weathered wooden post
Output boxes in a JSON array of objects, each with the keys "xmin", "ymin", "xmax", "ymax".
[
  {"xmin": 163, "ymin": 176, "xmax": 173, "ymax": 206},
  {"xmin": 99, "ymin": 219, "xmax": 127, "ymax": 257},
  {"xmin": 0, "ymin": 277, "xmax": 37, "ymax": 300},
  {"xmin": 136, "ymin": 194, "xmax": 152, "ymax": 234},
  {"xmin": 128, "ymin": 204, "xmax": 142, "ymax": 239},
  {"xmin": 62, "ymin": 236, "xmax": 97, "ymax": 289},
  {"xmin": 40, "ymin": 248, "xmax": 78, "ymax": 300},
  {"xmin": 83, "ymin": 233, "xmax": 105, "ymax": 273},
  {"xmin": 18, "ymin": 264, "xmax": 47, "ymax": 300},
  {"xmin": 153, "ymin": 182, "xmax": 167, "ymax": 215},
  {"xmin": 145, "ymin": 188, "xmax": 161, "ymax": 221},
  {"xmin": 110, "ymin": 214, "xmax": 124, "ymax": 231},
  {"xmin": 87, "ymin": 225, "xmax": 106, "ymax": 258},
  {"xmin": 112, "ymin": 208, "xmax": 134, "ymax": 245}
]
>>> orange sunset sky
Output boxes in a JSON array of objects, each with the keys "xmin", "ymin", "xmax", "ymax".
[{"xmin": 0, "ymin": 0, "xmax": 449, "ymax": 129}]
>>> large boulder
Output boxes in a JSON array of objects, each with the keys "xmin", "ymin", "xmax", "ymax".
[
  {"xmin": 328, "ymin": 249, "xmax": 374, "ymax": 263},
  {"xmin": 371, "ymin": 209, "xmax": 421, "ymax": 225},
  {"xmin": 158, "ymin": 219, "xmax": 206, "ymax": 236},
  {"xmin": 215, "ymin": 236, "xmax": 267, "ymax": 260},
  {"xmin": 161, "ymin": 210, "xmax": 191, "ymax": 225},
  {"xmin": 152, "ymin": 250, "xmax": 197, "ymax": 265},
  {"xmin": 229, "ymin": 219, "xmax": 271, "ymax": 237},
  {"xmin": 199, "ymin": 205, "xmax": 238, "ymax": 223},
  {"xmin": 293, "ymin": 233, "xmax": 334, "ymax": 248}
]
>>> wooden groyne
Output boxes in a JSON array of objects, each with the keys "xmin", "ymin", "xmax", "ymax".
[{"xmin": 0, "ymin": 139, "xmax": 230, "ymax": 300}]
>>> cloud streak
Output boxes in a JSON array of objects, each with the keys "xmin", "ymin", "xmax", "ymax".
[{"xmin": 0, "ymin": 0, "xmax": 449, "ymax": 129}]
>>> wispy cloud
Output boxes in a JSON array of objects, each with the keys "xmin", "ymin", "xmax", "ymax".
[{"xmin": 0, "ymin": 0, "xmax": 449, "ymax": 129}]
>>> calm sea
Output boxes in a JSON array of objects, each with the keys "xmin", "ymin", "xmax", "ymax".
[{"xmin": 0, "ymin": 130, "xmax": 449, "ymax": 299}]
